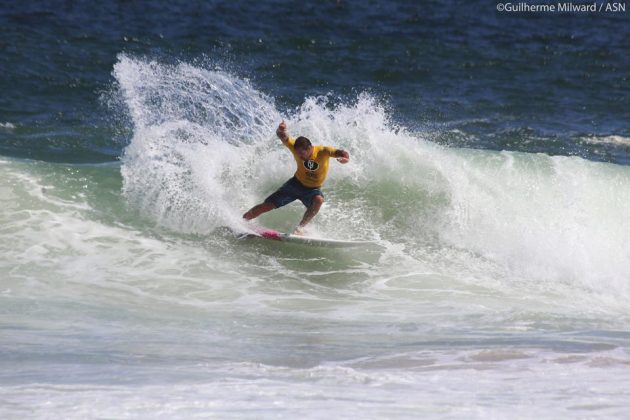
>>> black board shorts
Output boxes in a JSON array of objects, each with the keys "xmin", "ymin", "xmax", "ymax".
[{"xmin": 264, "ymin": 177, "xmax": 323, "ymax": 208}]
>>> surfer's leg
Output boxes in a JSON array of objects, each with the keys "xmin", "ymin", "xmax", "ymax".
[
  {"xmin": 296, "ymin": 194, "xmax": 324, "ymax": 231},
  {"xmin": 243, "ymin": 202, "xmax": 276, "ymax": 220}
]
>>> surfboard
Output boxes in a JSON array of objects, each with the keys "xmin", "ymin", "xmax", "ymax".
[{"xmin": 241, "ymin": 225, "xmax": 374, "ymax": 248}]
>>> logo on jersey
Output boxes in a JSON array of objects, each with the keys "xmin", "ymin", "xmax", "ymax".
[{"xmin": 303, "ymin": 160, "xmax": 319, "ymax": 171}]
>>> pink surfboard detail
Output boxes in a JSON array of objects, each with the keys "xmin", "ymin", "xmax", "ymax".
[
  {"xmin": 249, "ymin": 225, "xmax": 282, "ymax": 240},
  {"xmin": 259, "ymin": 229, "xmax": 282, "ymax": 240}
]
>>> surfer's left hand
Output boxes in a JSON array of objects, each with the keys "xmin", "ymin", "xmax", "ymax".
[{"xmin": 337, "ymin": 157, "xmax": 349, "ymax": 164}]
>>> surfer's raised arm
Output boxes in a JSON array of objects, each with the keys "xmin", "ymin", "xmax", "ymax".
[{"xmin": 276, "ymin": 120, "xmax": 289, "ymax": 143}]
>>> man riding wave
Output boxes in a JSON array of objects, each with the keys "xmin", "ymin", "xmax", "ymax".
[{"xmin": 243, "ymin": 121, "xmax": 350, "ymax": 235}]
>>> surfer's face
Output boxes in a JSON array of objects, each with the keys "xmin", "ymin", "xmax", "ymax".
[{"xmin": 296, "ymin": 145, "xmax": 313, "ymax": 161}]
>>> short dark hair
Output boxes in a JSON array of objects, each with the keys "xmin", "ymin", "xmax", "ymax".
[{"xmin": 294, "ymin": 136, "xmax": 312, "ymax": 150}]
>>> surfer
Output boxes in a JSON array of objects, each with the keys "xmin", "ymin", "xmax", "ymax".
[{"xmin": 243, "ymin": 120, "xmax": 350, "ymax": 235}]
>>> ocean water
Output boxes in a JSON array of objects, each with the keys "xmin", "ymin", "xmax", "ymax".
[{"xmin": 1, "ymin": 1, "xmax": 630, "ymax": 418}]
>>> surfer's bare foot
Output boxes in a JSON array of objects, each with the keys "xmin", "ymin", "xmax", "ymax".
[{"xmin": 293, "ymin": 226, "xmax": 305, "ymax": 236}]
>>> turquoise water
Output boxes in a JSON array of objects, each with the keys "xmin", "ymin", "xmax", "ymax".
[{"xmin": 1, "ymin": 1, "xmax": 630, "ymax": 418}]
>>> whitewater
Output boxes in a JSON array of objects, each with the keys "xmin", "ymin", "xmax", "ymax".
[{"xmin": 1, "ymin": 55, "xmax": 630, "ymax": 418}]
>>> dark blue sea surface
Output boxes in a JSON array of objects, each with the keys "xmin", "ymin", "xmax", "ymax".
[{"xmin": 1, "ymin": 0, "xmax": 628, "ymax": 163}]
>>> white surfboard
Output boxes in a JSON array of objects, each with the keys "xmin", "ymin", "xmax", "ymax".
[{"xmin": 242, "ymin": 225, "xmax": 374, "ymax": 248}]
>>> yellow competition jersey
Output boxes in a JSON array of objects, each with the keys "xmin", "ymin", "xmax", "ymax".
[{"xmin": 284, "ymin": 137, "xmax": 337, "ymax": 188}]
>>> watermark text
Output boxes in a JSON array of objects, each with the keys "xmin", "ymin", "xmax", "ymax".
[{"xmin": 496, "ymin": 2, "xmax": 626, "ymax": 13}]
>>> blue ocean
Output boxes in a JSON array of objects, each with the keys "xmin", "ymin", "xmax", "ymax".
[{"xmin": 1, "ymin": 1, "xmax": 629, "ymax": 418}]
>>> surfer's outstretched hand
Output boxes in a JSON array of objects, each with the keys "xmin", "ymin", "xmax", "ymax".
[
  {"xmin": 335, "ymin": 149, "xmax": 350, "ymax": 164},
  {"xmin": 276, "ymin": 120, "xmax": 288, "ymax": 140}
]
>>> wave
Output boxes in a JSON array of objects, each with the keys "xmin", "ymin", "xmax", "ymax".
[
  {"xmin": 112, "ymin": 54, "xmax": 630, "ymax": 306},
  {"xmin": 0, "ymin": 122, "xmax": 16, "ymax": 130},
  {"xmin": 581, "ymin": 135, "xmax": 630, "ymax": 147},
  {"xmin": 113, "ymin": 55, "xmax": 281, "ymax": 232}
]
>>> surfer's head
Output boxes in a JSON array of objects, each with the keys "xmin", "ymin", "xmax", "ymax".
[{"xmin": 294, "ymin": 136, "xmax": 313, "ymax": 160}]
